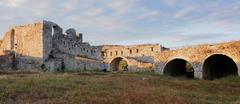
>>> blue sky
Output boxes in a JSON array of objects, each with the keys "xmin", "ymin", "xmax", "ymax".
[{"xmin": 0, "ymin": 0, "xmax": 240, "ymax": 47}]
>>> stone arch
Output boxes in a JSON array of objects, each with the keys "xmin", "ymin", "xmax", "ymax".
[
  {"xmin": 202, "ymin": 54, "xmax": 238, "ymax": 80},
  {"xmin": 163, "ymin": 58, "xmax": 195, "ymax": 79},
  {"xmin": 109, "ymin": 57, "xmax": 129, "ymax": 71}
]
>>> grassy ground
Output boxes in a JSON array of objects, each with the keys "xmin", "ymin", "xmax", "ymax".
[{"xmin": 0, "ymin": 71, "xmax": 240, "ymax": 104}]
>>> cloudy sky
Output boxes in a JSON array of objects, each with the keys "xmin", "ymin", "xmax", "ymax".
[{"xmin": 0, "ymin": 0, "xmax": 240, "ymax": 47}]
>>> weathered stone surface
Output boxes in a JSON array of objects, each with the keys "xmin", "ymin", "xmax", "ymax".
[
  {"xmin": 0, "ymin": 20, "xmax": 239, "ymax": 80},
  {"xmin": 66, "ymin": 28, "xmax": 77, "ymax": 38},
  {"xmin": 155, "ymin": 42, "xmax": 240, "ymax": 79}
]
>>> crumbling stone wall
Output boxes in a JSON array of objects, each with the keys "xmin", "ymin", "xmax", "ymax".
[
  {"xmin": 42, "ymin": 21, "xmax": 102, "ymax": 71},
  {"xmin": 0, "ymin": 22, "xmax": 45, "ymax": 70},
  {"xmin": 100, "ymin": 44, "xmax": 168, "ymax": 71},
  {"xmin": 0, "ymin": 22, "xmax": 44, "ymax": 57},
  {"xmin": 0, "ymin": 21, "xmax": 168, "ymax": 72},
  {"xmin": 1, "ymin": 20, "xmax": 239, "ymax": 78}
]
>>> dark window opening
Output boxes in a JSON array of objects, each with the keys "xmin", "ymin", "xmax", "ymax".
[
  {"xmin": 151, "ymin": 47, "xmax": 154, "ymax": 52},
  {"xmin": 101, "ymin": 51, "xmax": 105, "ymax": 57},
  {"xmin": 130, "ymin": 50, "xmax": 132, "ymax": 54},
  {"xmin": 110, "ymin": 52, "xmax": 113, "ymax": 56},
  {"xmin": 91, "ymin": 50, "xmax": 93, "ymax": 54}
]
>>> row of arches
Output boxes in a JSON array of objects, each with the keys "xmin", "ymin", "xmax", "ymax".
[
  {"xmin": 164, "ymin": 54, "xmax": 238, "ymax": 80},
  {"xmin": 108, "ymin": 54, "xmax": 239, "ymax": 80}
]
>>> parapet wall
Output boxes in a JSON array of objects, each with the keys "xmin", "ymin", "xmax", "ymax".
[{"xmin": 100, "ymin": 44, "xmax": 164, "ymax": 59}]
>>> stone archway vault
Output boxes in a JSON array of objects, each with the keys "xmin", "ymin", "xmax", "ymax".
[
  {"xmin": 109, "ymin": 57, "xmax": 129, "ymax": 71},
  {"xmin": 202, "ymin": 54, "xmax": 238, "ymax": 80},
  {"xmin": 163, "ymin": 58, "xmax": 195, "ymax": 79}
]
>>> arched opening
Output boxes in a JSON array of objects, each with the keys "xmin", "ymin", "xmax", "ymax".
[
  {"xmin": 51, "ymin": 25, "xmax": 62, "ymax": 36},
  {"xmin": 110, "ymin": 57, "xmax": 128, "ymax": 71},
  {"xmin": 203, "ymin": 54, "xmax": 238, "ymax": 80},
  {"xmin": 163, "ymin": 58, "xmax": 195, "ymax": 79},
  {"xmin": 51, "ymin": 27, "xmax": 54, "ymax": 36}
]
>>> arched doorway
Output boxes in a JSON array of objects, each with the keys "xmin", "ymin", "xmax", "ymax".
[
  {"xmin": 203, "ymin": 54, "xmax": 238, "ymax": 80},
  {"xmin": 110, "ymin": 57, "xmax": 128, "ymax": 71},
  {"xmin": 163, "ymin": 58, "xmax": 195, "ymax": 79}
]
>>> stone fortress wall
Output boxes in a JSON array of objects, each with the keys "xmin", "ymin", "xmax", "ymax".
[
  {"xmin": 43, "ymin": 20, "xmax": 167, "ymax": 71},
  {"xmin": 0, "ymin": 20, "xmax": 240, "ymax": 80},
  {"xmin": 0, "ymin": 21, "xmax": 164, "ymax": 72}
]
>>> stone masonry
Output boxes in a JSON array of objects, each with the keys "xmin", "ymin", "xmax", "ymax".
[
  {"xmin": 0, "ymin": 21, "xmax": 167, "ymax": 72},
  {"xmin": 0, "ymin": 20, "xmax": 239, "ymax": 79}
]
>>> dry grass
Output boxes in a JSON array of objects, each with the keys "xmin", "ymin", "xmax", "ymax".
[{"xmin": 0, "ymin": 72, "xmax": 240, "ymax": 104}]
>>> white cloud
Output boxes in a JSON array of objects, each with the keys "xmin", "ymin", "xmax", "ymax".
[
  {"xmin": 29, "ymin": 1, "xmax": 51, "ymax": 16},
  {"xmin": 107, "ymin": 0, "xmax": 138, "ymax": 14},
  {"xmin": 64, "ymin": 14, "xmax": 129, "ymax": 33},
  {"xmin": 175, "ymin": 6, "xmax": 197, "ymax": 18},
  {"xmin": 0, "ymin": 14, "xmax": 15, "ymax": 20},
  {"xmin": 0, "ymin": 0, "xmax": 53, "ymax": 17},
  {"xmin": 139, "ymin": 9, "xmax": 162, "ymax": 19},
  {"xmin": 0, "ymin": 0, "xmax": 27, "ymax": 7},
  {"xmin": 0, "ymin": 0, "xmax": 240, "ymax": 47},
  {"xmin": 160, "ymin": 34, "xmax": 228, "ymax": 46},
  {"xmin": 84, "ymin": 8, "xmax": 104, "ymax": 17},
  {"xmin": 62, "ymin": 2, "xmax": 75, "ymax": 13}
]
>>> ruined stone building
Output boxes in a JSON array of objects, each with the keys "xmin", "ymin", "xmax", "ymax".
[
  {"xmin": 0, "ymin": 20, "xmax": 240, "ymax": 80},
  {"xmin": 0, "ymin": 21, "xmax": 167, "ymax": 72}
]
